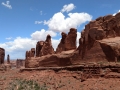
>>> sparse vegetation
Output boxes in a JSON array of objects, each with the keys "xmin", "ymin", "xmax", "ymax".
[{"xmin": 6, "ymin": 79, "xmax": 47, "ymax": 90}]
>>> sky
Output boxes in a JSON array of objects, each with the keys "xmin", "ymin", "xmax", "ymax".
[{"xmin": 0, "ymin": 0, "xmax": 120, "ymax": 59}]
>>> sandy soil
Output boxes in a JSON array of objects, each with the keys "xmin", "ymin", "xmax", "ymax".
[{"xmin": 0, "ymin": 68, "xmax": 120, "ymax": 90}]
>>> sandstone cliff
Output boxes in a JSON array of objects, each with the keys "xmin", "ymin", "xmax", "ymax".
[
  {"xmin": 25, "ymin": 12, "xmax": 120, "ymax": 68},
  {"xmin": 79, "ymin": 12, "xmax": 120, "ymax": 62}
]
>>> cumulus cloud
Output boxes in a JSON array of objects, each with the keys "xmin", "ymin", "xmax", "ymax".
[
  {"xmin": 44, "ymin": 12, "xmax": 92, "ymax": 32},
  {"xmin": 0, "ymin": 29, "xmax": 58, "ymax": 59},
  {"xmin": 1, "ymin": 1, "xmax": 12, "ymax": 9},
  {"xmin": 1, "ymin": 3, "xmax": 91, "ymax": 59},
  {"xmin": 61, "ymin": 3, "xmax": 75, "ymax": 13},
  {"xmin": 0, "ymin": 37, "xmax": 37, "ymax": 59},
  {"xmin": 31, "ymin": 29, "xmax": 57, "ymax": 40},
  {"xmin": 113, "ymin": 10, "xmax": 120, "ymax": 16}
]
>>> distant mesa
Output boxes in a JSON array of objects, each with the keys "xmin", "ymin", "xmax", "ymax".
[{"xmin": 25, "ymin": 12, "xmax": 120, "ymax": 68}]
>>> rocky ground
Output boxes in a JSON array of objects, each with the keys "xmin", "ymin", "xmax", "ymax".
[{"xmin": 0, "ymin": 65, "xmax": 120, "ymax": 90}]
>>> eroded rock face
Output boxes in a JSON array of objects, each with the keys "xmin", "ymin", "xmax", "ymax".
[
  {"xmin": 25, "ymin": 12, "xmax": 120, "ymax": 68},
  {"xmin": 65, "ymin": 28, "xmax": 77, "ymax": 50},
  {"xmin": 36, "ymin": 41, "xmax": 44, "ymax": 57},
  {"xmin": 56, "ymin": 32, "xmax": 67, "ymax": 53},
  {"xmin": 25, "ymin": 48, "xmax": 35, "ymax": 59},
  {"xmin": 0, "ymin": 47, "xmax": 5, "ymax": 64},
  {"xmin": 79, "ymin": 12, "xmax": 120, "ymax": 62},
  {"xmin": 56, "ymin": 28, "xmax": 77, "ymax": 53},
  {"xmin": 40, "ymin": 34, "xmax": 54, "ymax": 56},
  {"xmin": 99, "ymin": 37, "xmax": 120, "ymax": 62},
  {"xmin": 25, "ymin": 50, "xmax": 78, "ymax": 68},
  {"xmin": 31, "ymin": 48, "xmax": 35, "ymax": 57}
]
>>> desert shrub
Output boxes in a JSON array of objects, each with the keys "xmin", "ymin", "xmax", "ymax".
[{"xmin": 6, "ymin": 79, "xmax": 47, "ymax": 90}]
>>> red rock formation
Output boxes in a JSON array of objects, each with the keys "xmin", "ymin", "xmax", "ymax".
[
  {"xmin": 99, "ymin": 37, "xmax": 120, "ymax": 62},
  {"xmin": 56, "ymin": 28, "xmax": 77, "ymax": 53},
  {"xmin": 56, "ymin": 32, "xmax": 67, "ymax": 53},
  {"xmin": 0, "ymin": 47, "xmax": 5, "ymax": 64},
  {"xmin": 31, "ymin": 48, "xmax": 35, "ymax": 57},
  {"xmin": 25, "ymin": 12, "xmax": 120, "ymax": 68},
  {"xmin": 16, "ymin": 59, "xmax": 25, "ymax": 68},
  {"xmin": 25, "ymin": 48, "xmax": 35, "ymax": 59},
  {"xmin": 40, "ymin": 34, "xmax": 54, "ymax": 56},
  {"xmin": 25, "ymin": 50, "xmax": 78, "ymax": 68},
  {"xmin": 7, "ymin": 54, "xmax": 10, "ymax": 64},
  {"xmin": 65, "ymin": 28, "xmax": 77, "ymax": 50},
  {"xmin": 25, "ymin": 51, "xmax": 28, "ymax": 59},
  {"xmin": 36, "ymin": 41, "xmax": 44, "ymax": 57},
  {"xmin": 79, "ymin": 12, "xmax": 120, "ymax": 62}
]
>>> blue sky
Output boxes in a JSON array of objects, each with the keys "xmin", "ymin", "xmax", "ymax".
[{"xmin": 0, "ymin": 0, "xmax": 120, "ymax": 59}]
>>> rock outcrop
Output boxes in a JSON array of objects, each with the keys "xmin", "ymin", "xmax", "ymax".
[
  {"xmin": 56, "ymin": 32, "xmax": 67, "ymax": 53},
  {"xmin": 56, "ymin": 28, "xmax": 77, "ymax": 53},
  {"xmin": 25, "ymin": 50, "xmax": 79, "ymax": 68},
  {"xmin": 7, "ymin": 54, "xmax": 10, "ymax": 64},
  {"xmin": 40, "ymin": 35, "xmax": 54, "ymax": 56},
  {"xmin": 79, "ymin": 12, "xmax": 120, "ymax": 62},
  {"xmin": 31, "ymin": 48, "xmax": 35, "ymax": 57},
  {"xmin": 25, "ymin": 12, "xmax": 120, "ymax": 68},
  {"xmin": 65, "ymin": 28, "xmax": 77, "ymax": 50},
  {"xmin": 99, "ymin": 37, "xmax": 120, "ymax": 62},
  {"xmin": 25, "ymin": 28, "xmax": 79, "ymax": 68},
  {"xmin": 25, "ymin": 48, "xmax": 35, "ymax": 59},
  {"xmin": 0, "ymin": 47, "xmax": 5, "ymax": 64},
  {"xmin": 36, "ymin": 41, "xmax": 44, "ymax": 57}
]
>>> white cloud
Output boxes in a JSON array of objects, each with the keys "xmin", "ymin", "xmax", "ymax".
[
  {"xmin": 77, "ymin": 32, "xmax": 81, "ymax": 47},
  {"xmin": 35, "ymin": 21, "xmax": 43, "ymax": 24},
  {"xmin": 1, "ymin": 1, "xmax": 12, "ymax": 9},
  {"xmin": 6, "ymin": 37, "xmax": 13, "ymax": 40},
  {"xmin": 0, "ymin": 29, "xmax": 58, "ymax": 59},
  {"xmin": 31, "ymin": 29, "xmax": 57, "ymax": 40},
  {"xmin": 51, "ymin": 38, "xmax": 61, "ymax": 50},
  {"xmin": 0, "ymin": 3, "xmax": 91, "ymax": 59},
  {"xmin": 113, "ymin": 10, "xmax": 120, "ymax": 16},
  {"xmin": 0, "ymin": 30, "xmax": 81, "ymax": 59},
  {"xmin": 0, "ymin": 37, "xmax": 37, "ymax": 59},
  {"xmin": 61, "ymin": 3, "xmax": 75, "ymax": 13},
  {"xmin": 44, "ymin": 12, "xmax": 92, "ymax": 32}
]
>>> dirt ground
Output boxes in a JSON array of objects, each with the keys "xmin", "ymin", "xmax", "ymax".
[{"xmin": 0, "ymin": 68, "xmax": 120, "ymax": 90}]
